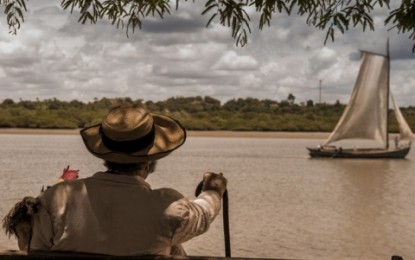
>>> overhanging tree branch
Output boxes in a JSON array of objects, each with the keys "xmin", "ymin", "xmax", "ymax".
[
  {"xmin": 2, "ymin": 0, "xmax": 415, "ymax": 51},
  {"xmin": 1, "ymin": 0, "xmax": 27, "ymax": 34}
]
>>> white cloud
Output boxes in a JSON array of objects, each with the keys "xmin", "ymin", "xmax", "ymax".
[
  {"xmin": 213, "ymin": 51, "xmax": 259, "ymax": 71},
  {"xmin": 0, "ymin": 1, "xmax": 414, "ymax": 107}
]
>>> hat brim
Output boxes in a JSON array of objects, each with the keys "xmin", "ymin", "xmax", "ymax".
[{"xmin": 80, "ymin": 114, "xmax": 186, "ymax": 163}]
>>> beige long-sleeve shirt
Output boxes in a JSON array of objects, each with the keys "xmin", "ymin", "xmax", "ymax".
[{"xmin": 30, "ymin": 172, "xmax": 221, "ymax": 256}]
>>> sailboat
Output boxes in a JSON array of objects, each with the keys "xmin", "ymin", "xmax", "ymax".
[{"xmin": 307, "ymin": 43, "xmax": 415, "ymax": 159}]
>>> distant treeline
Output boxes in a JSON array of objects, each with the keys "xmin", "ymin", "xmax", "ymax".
[{"xmin": 1, "ymin": 96, "xmax": 414, "ymax": 132}]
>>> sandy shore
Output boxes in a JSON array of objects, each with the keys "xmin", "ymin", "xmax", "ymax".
[
  {"xmin": 0, "ymin": 128, "xmax": 329, "ymax": 139},
  {"xmin": 186, "ymin": 130, "xmax": 329, "ymax": 139}
]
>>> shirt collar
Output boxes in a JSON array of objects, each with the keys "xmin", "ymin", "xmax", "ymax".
[{"xmin": 91, "ymin": 172, "xmax": 152, "ymax": 190}]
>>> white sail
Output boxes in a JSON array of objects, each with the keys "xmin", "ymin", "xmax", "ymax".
[
  {"xmin": 325, "ymin": 52, "xmax": 389, "ymax": 146},
  {"xmin": 391, "ymin": 94, "xmax": 415, "ymax": 140}
]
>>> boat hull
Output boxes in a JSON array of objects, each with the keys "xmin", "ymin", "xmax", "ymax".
[{"xmin": 307, "ymin": 145, "xmax": 411, "ymax": 159}]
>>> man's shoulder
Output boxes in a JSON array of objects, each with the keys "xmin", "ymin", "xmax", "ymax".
[
  {"xmin": 152, "ymin": 187, "xmax": 184, "ymax": 201},
  {"xmin": 39, "ymin": 178, "xmax": 88, "ymax": 203}
]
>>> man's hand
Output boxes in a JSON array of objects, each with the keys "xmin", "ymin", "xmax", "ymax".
[{"xmin": 201, "ymin": 172, "xmax": 227, "ymax": 196}]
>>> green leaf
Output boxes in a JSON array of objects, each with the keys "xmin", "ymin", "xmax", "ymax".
[
  {"xmin": 206, "ymin": 13, "xmax": 217, "ymax": 27},
  {"xmin": 5, "ymin": 3, "xmax": 14, "ymax": 14}
]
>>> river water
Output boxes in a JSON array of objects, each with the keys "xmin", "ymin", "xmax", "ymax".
[{"xmin": 0, "ymin": 134, "xmax": 414, "ymax": 260}]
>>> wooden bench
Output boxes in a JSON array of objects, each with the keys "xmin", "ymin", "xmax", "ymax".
[{"xmin": 0, "ymin": 250, "xmax": 404, "ymax": 260}]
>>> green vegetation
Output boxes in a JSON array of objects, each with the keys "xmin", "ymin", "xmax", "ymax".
[
  {"xmin": 1, "ymin": 96, "xmax": 414, "ymax": 133},
  {"xmin": 2, "ymin": 1, "xmax": 415, "ymax": 51}
]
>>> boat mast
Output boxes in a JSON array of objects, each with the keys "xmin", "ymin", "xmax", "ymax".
[{"xmin": 386, "ymin": 38, "xmax": 390, "ymax": 149}]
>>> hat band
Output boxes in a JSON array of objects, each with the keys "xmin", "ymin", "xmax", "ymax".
[{"xmin": 99, "ymin": 124, "xmax": 156, "ymax": 153}]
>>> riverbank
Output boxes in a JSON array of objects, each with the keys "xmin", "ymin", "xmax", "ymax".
[{"xmin": 0, "ymin": 128, "xmax": 329, "ymax": 139}]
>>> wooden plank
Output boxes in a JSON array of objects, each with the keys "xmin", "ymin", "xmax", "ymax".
[
  {"xmin": 0, "ymin": 250, "xmax": 289, "ymax": 260},
  {"xmin": 0, "ymin": 250, "xmax": 403, "ymax": 260}
]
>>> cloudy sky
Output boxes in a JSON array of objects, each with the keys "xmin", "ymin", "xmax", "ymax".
[{"xmin": 1, "ymin": 1, "xmax": 414, "ymax": 106}]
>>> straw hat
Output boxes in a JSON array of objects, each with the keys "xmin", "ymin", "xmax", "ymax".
[{"xmin": 80, "ymin": 104, "xmax": 186, "ymax": 163}]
